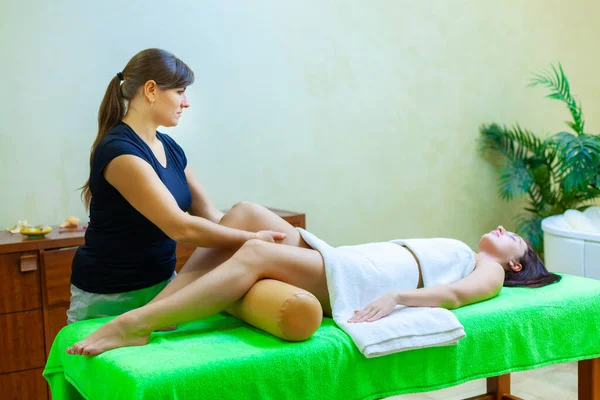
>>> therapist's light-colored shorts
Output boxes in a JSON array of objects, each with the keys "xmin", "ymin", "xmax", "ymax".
[{"xmin": 66, "ymin": 273, "xmax": 176, "ymax": 324}]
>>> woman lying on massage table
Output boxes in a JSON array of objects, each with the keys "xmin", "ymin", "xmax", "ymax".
[{"xmin": 66, "ymin": 203, "xmax": 561, "ymax": 356}]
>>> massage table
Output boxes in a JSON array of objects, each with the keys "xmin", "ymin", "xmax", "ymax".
[{"xmin": 44, "ymin": 274, "xmax": 600, "ymax": 400}]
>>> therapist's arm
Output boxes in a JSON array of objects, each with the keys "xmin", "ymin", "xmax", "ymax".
[{"xmin": 104, "ymin": 155, "xmax": 285, "ymax": 247}]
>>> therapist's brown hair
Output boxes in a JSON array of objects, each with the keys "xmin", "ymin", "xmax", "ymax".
[{"xmin": 81, "ymin": 48, "xmax": 194, "ymax": 209}]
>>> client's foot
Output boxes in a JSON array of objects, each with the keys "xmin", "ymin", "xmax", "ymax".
[{"xmin": 66, "ymin": 313, "xmax": 150, "ymax": 356}]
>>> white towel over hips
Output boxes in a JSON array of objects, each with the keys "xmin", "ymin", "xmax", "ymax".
[{"xmin": 297, "ymin": 228, "xmax": 467, "ymax": 358}]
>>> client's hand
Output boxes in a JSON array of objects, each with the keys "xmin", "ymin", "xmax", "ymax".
[
  {"xmin": 348, "ymin": 292, "xmax": 397, "ymax": 323},
  {"xmin": 255, "ymin": 230, "xmax": 287, "ymax": 243}
]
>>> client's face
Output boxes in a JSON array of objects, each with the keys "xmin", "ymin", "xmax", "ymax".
[{"xmin": 478, "ymin": 225, "xmax": 528, "ymax": 265}]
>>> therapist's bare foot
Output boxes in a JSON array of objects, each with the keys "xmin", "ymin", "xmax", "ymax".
[{"xmin": 65, "ymin": 313, "xmax": 150, "ymax": 356}]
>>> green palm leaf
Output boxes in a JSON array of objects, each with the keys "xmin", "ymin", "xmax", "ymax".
[
  {"xmin": 498, "ymin": 159, "xmax": 534, "ymax": 200},
  {"xmin": 560, "ymin": 189, "xmax": 600, "ymax": 211},
  {"xmin": 529, "ymin": 63, "xmax": 585, "ymax": 135},
  {"xmin": 480, "ymin": 63, "xmax": 600, "ymax": 252},
  {"xmin": 479, "ymin": 123, "xmax": 543, "ymax": 161},
  {"xmin": 547, "ymin": 132, "xmax": 600, "ymax": 192}
]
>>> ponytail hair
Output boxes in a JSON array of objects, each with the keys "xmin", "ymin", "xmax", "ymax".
[{"xmin": 81, "ymin": 49, "xmax": 195, "ymax": 209}]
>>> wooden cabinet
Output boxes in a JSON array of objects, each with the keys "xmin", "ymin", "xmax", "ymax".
[
  {"xmin": 0, "ymin": 208, "xmax": 305, "ymax": 400},
  {"xmin": 0, "ymin": 252, "xmax": 42, "ymax": 313},
  {"xmin": 45, "ymin": 305, "xmax": 70, "ymax": 357},
  {"xmin": 43, "ymin": 248, "xmax": 78, "ymax": 307},
  {"xmin": 0, "ymin": 311, "xmax": 46, "ymax": 374},
  {"xmin": 0, "ymin": 368, "xmax": 48, "ymax": 400}
]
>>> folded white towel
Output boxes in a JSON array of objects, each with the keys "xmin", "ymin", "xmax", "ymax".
[{"xmin": 297, "ymin": 228, "xmax": 466, "ymax": 358}]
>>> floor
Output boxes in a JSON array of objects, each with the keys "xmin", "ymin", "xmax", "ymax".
[{"xmin": 388, "ymin": 362, "xmax": 577, "ymax": 400}]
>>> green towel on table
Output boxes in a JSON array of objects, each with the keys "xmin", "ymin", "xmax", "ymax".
[{"xmin": 44, "ymin": 274, "xmax": 600, "ymax": 400}]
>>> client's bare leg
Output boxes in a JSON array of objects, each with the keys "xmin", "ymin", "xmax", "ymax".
[
  {"xmin": 67, "ymin": 240, "xmax": 328, "ymax": 356},
  {"xmin": 150, "ymin": 202, "xmax": 310, "ymax": 305}
]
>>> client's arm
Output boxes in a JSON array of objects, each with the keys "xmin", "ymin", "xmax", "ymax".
[{"xmin": 349, "ymin": 258, "xmax": 505, "ymax": 323}]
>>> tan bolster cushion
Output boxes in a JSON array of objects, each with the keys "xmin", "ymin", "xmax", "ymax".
[{"xmin": 226, "ymin": 279, "xmax": 323, "ymax": 342}]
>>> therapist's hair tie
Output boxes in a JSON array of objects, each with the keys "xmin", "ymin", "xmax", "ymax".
[{"xmin": 116, "ymin": 72, "xmax": 124, "ymax": 81}]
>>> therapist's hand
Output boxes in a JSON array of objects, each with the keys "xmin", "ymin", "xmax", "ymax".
[{"xmin": 255, "ymin": 230, "xmax": 288, "ymax": 243}]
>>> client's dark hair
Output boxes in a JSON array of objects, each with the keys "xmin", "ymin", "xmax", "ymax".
[{"xmin": 503, "ymin": 240, "xmax": 562, "ymax": 288}]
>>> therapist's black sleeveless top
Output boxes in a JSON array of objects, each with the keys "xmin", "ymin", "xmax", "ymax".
[{"xmin": 71, "ymin": 122, "xmax": 192, "ymax": 294}]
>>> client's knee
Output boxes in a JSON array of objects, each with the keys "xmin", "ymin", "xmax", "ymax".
[
  {"xmin": 220, "ymin": 201, "xmax": 264, "ymax": 229},
  {"xmin": 232, "ymin": 239, "xmax": 271, "ymax": 272},
  {"xmin": 231, "ymin": 201, "xmax": 264, "ymax": 215}
]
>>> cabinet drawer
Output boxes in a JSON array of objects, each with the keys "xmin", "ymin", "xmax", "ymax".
[
  {"xmin": 0, "ymin": 252, "xmax": 42, "ymax": 313},
  {"xmin": 45, "ymin": 304, "xmax": 69, "ymax": 357},
  {"xmin": 43, "ymin": 247, "xmax": 77, "ymax": 306},
  {"xmin": 0, "ymin": 310, "xmax": 46, "ymax": 374},
  {"xmin": 0, "ymin": 367, "xmax": 48, "ymax": 400}
]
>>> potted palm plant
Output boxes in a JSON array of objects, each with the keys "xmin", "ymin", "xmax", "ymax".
[{"xmin": 479, "ymin": 64, "xmax": 600, "ymax": 252}]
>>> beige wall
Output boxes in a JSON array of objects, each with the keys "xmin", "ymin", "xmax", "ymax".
[{"xmin": 1, "ymin": 0, "xmax": 599, "ymax": 247}]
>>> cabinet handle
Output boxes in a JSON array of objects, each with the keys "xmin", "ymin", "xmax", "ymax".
[{"xmin": 20, "ymin": 254, "xmax": 38, "ymax": 272}]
